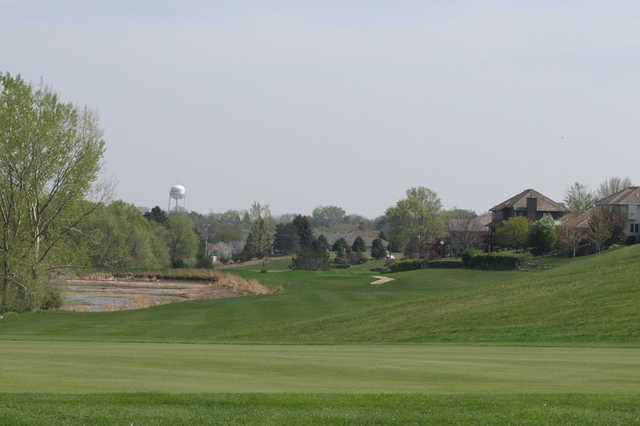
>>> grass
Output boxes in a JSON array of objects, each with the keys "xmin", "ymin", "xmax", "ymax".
[
  {"xmin": 3, "ymin": 247, "xmax": 640, "ymax": 423},
  {"xmin": 3, "ymin": 341, "xmax": 640, "ymax": 394},
  {"xmin": 2, "ymin": 393, "xmax": 640, "ymax": 425},
  {"xmin": 2, "ymin": 245, "xmax": 640, "ymax": 344}
]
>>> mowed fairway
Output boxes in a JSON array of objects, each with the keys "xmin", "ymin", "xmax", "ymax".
[
  {"xmin": 3, "ymin": 247, "xmax": 640, "ymax": 423},
  {"xmin": 1, "ymin": 341, "xmax": 640, "ymax": 394}
]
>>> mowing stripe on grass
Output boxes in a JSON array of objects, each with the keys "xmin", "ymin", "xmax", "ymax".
[{"xmin": 1, "ymin": 342, "xmax": 639, "ymax": 394}]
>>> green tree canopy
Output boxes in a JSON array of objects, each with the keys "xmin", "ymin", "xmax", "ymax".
[
  {"xmin": 311, "ymin": 206, "xmax": 346, "ymax": 228},
  {"xmin": 144, "ymin": 206, "xmax": 169, "ymax": 226},
  {"xmin": 494, "ymin": 217, "xmax": 531, "ymax": 250},
  {"xmin": 0, "ymin": 73, "xmax": 105, "ymax": 312},
  {"xmin": 527, "ymin": 215, "xmax": 557, "ymax": 255},
  {"xmin": 385, "ymin": 187, "xmax": 445, "ymax": 258},
  {"xmin": 166, "ymin": 215, "xmax": 199, "ymax": 267}
]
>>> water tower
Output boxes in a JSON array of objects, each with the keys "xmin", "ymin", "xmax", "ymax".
[{"xmin": 168, "ymin": 184, "xmax": 186, "ymax": 213}]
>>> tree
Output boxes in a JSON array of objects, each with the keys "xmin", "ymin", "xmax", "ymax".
[
  {"xmin": 527, "ymin": 215, "xmax": 557, "ymax": 255},
  {"xmin": 378, "ymin": 230, "xmax": 387, "ymax": 241},
  {"xmin": 331, "ymin": 237, "xmax": 348, "ymax": 254},
  {"xmin": 557, "ymin": 217, "xmax": 586, "ymax": 258},
  {"xmin": 311, "ymin": 206, "xmax": 346, "ymax": 228},
  {"xmin": 586, "ymin": 209, "xmax": 626, "ymax": 253},
  {"xmin": 166, "ymin": 215, "xmax": 199, "ymax": 267},
  {"xmin": 595, "ymin": 177, "xmax": 633, "ymax": 200},
  {"xmin": 0, "ymin": 73, "xmax": 105, "ymax": 311},
  {"xmin": 292, "ymin": 215, "xmax": 313, "ymax": 249},
  {"xmin": 385, "ymin": 187, "xmax": 445, "ymax": 258},
  {"xmin": 241, "ymin": 217, "xmax": 271, "ymax": 260},
  {"xmin": 317, "ymin": 234, "xmax": 330, "ymax": 251},
  {"xmin": 144, "ymin": 206, "xmax": 169, "ymax": 226},
  {"xmin": 82, "ymin": 201, "xmax": 170, "ymax": 270},
  {"xmin": 494, "ymin": 217, "xmax": 531, "ymax": 250},
  {"xmin": 564, "ymin": 182, "xmax": 595, "ymax": 213},
  {"xmin": 272, "ymin": 222, "xmax": 299, "ymax": 255},
  {"xmin": 351, "ymin": 236, "xmax": 366, "ymax": 252},
  {"xmin": 291, "ymin": 237, "xmax": 330, "ymax": 270},
  {"xmin": 370, "ymin": 238, "xmax": 386, "ymax": 259}
]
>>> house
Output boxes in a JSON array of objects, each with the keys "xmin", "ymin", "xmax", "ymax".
[
  {"xmin": 448, "ymin": 213, "xmax": 491, "ymax": 255},
  {"xmin": 595, "ymin": 186, "xmax": 640, "ymax": 239},
  {"xmin": 489, "ymin": 189, "xmax": 565, "ymax": 250}
]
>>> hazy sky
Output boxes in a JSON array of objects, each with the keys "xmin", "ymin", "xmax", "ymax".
[{"xmin": 2, "ymin": 1, "xmax": 639, "ymax": 218}]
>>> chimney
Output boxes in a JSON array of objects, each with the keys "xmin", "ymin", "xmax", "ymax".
[{"xmin": 527, "ymin": 197, "xmax": 538, "ymax": 220}]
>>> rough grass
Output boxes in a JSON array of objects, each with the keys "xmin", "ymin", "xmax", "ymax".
[
  {"xmin": 3, "ymin": 245, "xmax": 639, "ymax": 344},
  {"xmin": 2, "ymin": 393, "xmax": 639, "ymax": 425}
]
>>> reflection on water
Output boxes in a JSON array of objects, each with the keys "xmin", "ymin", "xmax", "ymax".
[
  {"xmin": 64, "ymin": 294, "xmax": 133, "ymax": 311},
  {"xmin": 59, "ymin": 282, "xmax": 185, "ymax": 312}
]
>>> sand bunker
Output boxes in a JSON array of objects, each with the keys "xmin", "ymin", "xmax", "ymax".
[{"xmin": 370, "ymin": 275, "xmax": 395, "ymax": 286}]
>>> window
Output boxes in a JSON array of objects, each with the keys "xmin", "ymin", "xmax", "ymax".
[{"xmin": 631, "ymin": 224, "xmax": 639, "ymax": 233}]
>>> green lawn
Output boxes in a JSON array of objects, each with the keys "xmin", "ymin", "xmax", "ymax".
[
  {"xmin": 2, "ymin": 245, "xmax": 639, "ymax": 344},
  {"xmin": 2, "ymin": 393, "xmax": 639, "ymax": 425},
  {"xmin": 2, "ymin": 247, "xmax": 640, "ymax": 423},
  {"xmin": 2, "ymin": 342, "xmax": 639, "ymax": 394}
]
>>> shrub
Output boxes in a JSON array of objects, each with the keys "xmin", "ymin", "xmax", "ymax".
[
  {"xmin": 527, "ymin": 215, "xmax": 557, "ymax": 255},
  {"xmin": 388, "ymin": 259, "xmax": 424, "ymax": 272},
  {"xmin": 40, "ymin": 286, "xmax": 63, "ymax": 310},
  {"xmin": 426, "ymin": 259, "xmax": 464, "ymax": 269},
  {"xmin": 626, "ymin": 236, "xmax": 637, "ymax": 245},
  {"xmin": 461, "ymin": 249, "xmax": 531, "ymax": 270}
]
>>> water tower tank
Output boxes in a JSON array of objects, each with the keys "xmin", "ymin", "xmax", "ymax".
[{"xmin": 170, "ymin": 185, "xmax": 186, "ymax": 200}]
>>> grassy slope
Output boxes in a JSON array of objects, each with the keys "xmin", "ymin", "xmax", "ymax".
[
  {"xmin": 1, "ymin": 246, "xmax": 639, "ymax": 344},
  {"xmin": 2, "ymin": 394, "xmax": 640, "ymax": 425}
]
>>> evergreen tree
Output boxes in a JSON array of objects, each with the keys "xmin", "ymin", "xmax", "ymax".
[
  {"xmin": 371, "ymin": 238, "xmax": 386, "ymax": 259},
  {"xmin": 272, "ymin": 222, "xmax": 299, "ymax": 255},
  {"xmin": 351, "ymin": 236, "xmax": 366, "ymax": 252},
  {"xmin": 292, "ymin": 215, "xmax": 314, "ymax": 249},
  {"xmin": 291, "ymin": 237, "xmax": 330, "ymax": 270},
  {"xmin": 144, "ymin": 206, "xmax": 169, "ymax": 226},
  {"xmin": 331, "ymin": 237, "xmax": 348, "ymax": 254}
]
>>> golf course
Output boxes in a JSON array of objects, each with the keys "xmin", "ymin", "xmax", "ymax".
[{"xmin": 1, "ymin": 246, "xmax": 640, "ymax": 424}]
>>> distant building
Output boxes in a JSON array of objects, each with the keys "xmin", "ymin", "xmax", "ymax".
[
  {"xmin": 448, "ymin": 213, "xmax": 491, "ymax": 255},
  {"xmin": 489, "ymin": 189, "xmax": 565, "ymax": 250},
  {"xmin": 595, "ymin": 186, "xmax": 640, "ymax": 238}
]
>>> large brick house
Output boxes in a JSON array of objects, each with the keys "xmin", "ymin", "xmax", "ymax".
[{"xmin": 489, "ymin": 189, "xmax": 565, "ymax": 250}]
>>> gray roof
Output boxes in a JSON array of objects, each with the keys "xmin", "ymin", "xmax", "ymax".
[
  {"xmin": 490, "ymin": 188, "xmax": 565, "ymax": 213},
  {"xmin": 596, "ymin": 186, "xmax": 640, "ymax": 205},
  {"xmin": 448, "ymin": 213, "xmax": 491, "ymax": 232}
]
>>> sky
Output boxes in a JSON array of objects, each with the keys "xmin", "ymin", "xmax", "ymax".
[{"xmin": 2, "ymin": 1, "xmax": 640, "ymax": 218}]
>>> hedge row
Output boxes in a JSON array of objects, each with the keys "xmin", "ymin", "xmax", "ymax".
[
  {"xmin": 461, "ymin": 249, "xmax": 531, "ymax": 270},
  {"xmin": 388, "ymin": 259, "xmax": 424, "ymax": 273}
]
